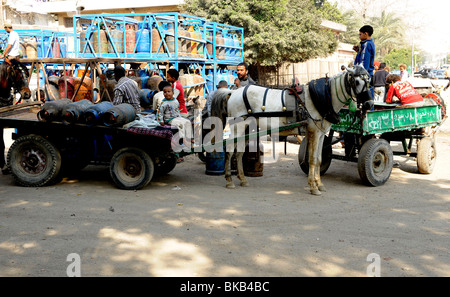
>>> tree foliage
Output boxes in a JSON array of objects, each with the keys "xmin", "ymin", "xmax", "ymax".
[
  {"xmin": 339, "ymin": 9, "xmax": 363, "ymax": 45},
  {"xmin": 315, "ymin": 1, "xmax": 344, "ymax": 23},
  {"xmin": 338, "ymin": 6, "xmax": 412, "ymax": 64},
  {"xmin": 181, "ymin": 0, "xmax": 338, "ymax": 66},
  {"xmin": 383, "ymin": 48, "xmax": 411, "ymax": 70},
  {"xmin": 370, "ymin": 10, "xmax": 406, "ymax": 60}
]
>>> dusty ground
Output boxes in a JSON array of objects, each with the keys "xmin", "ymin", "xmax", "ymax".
[{"xmin": 0, "ymin": 118, "xmax": 449, "ymax": 277}]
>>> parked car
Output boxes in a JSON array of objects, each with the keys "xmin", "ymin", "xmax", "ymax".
[
  {"xmin": 428, "ymin": 69, "xmax": 446, "ymax": 79},
  {"xmin": 390, "ymin": 70, "xmax": 401, "ymax": 76},
  {"xmin": 414, "ymin": 68, "xmax": 431, "ymax": 78}
]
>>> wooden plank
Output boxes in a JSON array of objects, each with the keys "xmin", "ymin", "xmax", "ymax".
[{"xmin": 0, "ymin": 102, "xmax": 43, "ymax": 114}]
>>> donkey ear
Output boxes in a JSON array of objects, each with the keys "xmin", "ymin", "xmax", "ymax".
[{"xmin": 346, "ymin": 66, "xmax": 356, "ymax": 74}]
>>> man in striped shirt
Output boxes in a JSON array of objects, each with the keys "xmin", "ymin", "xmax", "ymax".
[{"xmin": 113, "ymin": 65, "xmax": 141, "ymax": 113}]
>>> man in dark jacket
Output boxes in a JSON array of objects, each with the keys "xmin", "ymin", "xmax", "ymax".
[{"xmin": 373, "ymin": 62, "xmax": 389, "ymax": 102}]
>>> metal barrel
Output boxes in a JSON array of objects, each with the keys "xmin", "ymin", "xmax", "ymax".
[
  {"xmin": 47, "ymin": 75, "xmax": 61, "ymax": 101},
  {"xmin": 139, "ymin": 89, "xmax": 152, "ymax": 106},
  {"xmin": 205, "ymin": 151, "xmax": 225, "ymax": 175},
  {"xmin": 58, "ymin": 76, "xmax": 75, "ymax": 100},
  {"xmin": 83, "ymin": 101, "xmax": 114, "ymax": 126},
  {"xmin": 73, "ymin": 77, "xmax": 93, "ymax": 102},
  {"xmin": 62, "ymin": 99, "xmax": 94, "ymax": 125},
  {"xmin": 37, "ymin": 98, "xmax": 72, "ymax": 122},
  {"xmin": 125, "ymin": 24, "xmax": 137, "ymax": 53},
  {"xmin": 108, "ymin": 25, "xmax": 124, "ymax": 54},
  {"xmin": 102, "ymin": 103, "xmax": 137, "ymax": 127},
  {"xmin": 136, "ymin": 24, "xmax": 150, "ymax": 53}
]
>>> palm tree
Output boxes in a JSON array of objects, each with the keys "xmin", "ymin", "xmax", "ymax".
[
  {"xmin": 369, "ymin": 10, "xmax": 406, "ymax": 60},
  {"xmin": 340, "ymin": 9, "xmax": 363, "ymax": 46}
]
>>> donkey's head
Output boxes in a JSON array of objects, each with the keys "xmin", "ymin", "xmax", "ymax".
[
  {"xmin": 10, "ymin": 63, "xmax": 31, "ymax": 101},
  {"xmin": 346, "ymin": 65, "xmax": 374, "ymax": 111}
]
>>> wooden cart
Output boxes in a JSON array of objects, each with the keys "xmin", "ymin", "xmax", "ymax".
[
  {"xmin": 299, "ymin": 103, "xmax": 445, "ymax": 186},
  {"xmin": 1, "ymin": 106, "xmax": 177, "ymax": 190}
]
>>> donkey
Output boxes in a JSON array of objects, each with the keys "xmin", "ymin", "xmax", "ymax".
[{"xmin": 210, "ymin": 65, "xmax": 373, "ymax": 195}]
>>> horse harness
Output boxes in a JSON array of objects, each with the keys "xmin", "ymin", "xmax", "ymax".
[
  {"xmin": 241, "ymin": 84, "xmax": 296, "ymax": 119},
  {"xmin": 309, "ymin": 77, "xmax": 347, "ymax": 124},
  {"xmin": 239, "ymin": 70, "xmax": 371, "ymax": 127},
  {"xmin": 240, "ymin": 82, "xmax": 325, "ymax": 126},
  {"xmin": 0, "ymin": 62, "xmax": 29, "ymax": 106}
]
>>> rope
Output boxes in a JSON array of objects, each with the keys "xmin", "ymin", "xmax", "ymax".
[{"xmin": 334, "ymin": 74, "xmax": 352, "ymax": 105}]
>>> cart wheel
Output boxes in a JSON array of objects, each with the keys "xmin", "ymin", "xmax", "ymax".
[
  {"xmin": 358, "ymin": 138, "xmax": 393, "ymax": 186},
  {"xmin": 417, "ymin": 136, "xmax": 436, "ymax": 174},
  {"xmin": 298, "ymin": 135, "xmax": 332, "ymax": 176},
  {"xmin": 110, "ymin": 147, "xmax": 154, "ymax": 190},
  {"xmin": 154, "ymin": 153, "xmax": 177, "ymax": 176},
  {"xmin": 7, "ymin": 134, "xmax": 62, "ymax": 187}
]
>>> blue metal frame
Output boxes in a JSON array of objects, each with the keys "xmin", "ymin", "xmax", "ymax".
[
  {"xmin": 72, "ymin": 13, "xmax": 244, "ymax": 96},
  {"xmin": 0, "ymin": 29, "xmax": 74, "ymax": 59}
]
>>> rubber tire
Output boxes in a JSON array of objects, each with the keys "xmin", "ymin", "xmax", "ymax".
[
  {"xmin": 154, "ymin": 153, "xmax": 177, "ymax": 176},
  {"xmin": 110, "ymin": 147, "xmax": 154, "ymax": 190},
  {"xmin": 7, "ymin": 134, "xmax": 62, "ymax": 187},
  {"xmin": 417, "ymin": 136, "xmax": 436, "ymax": 174},
  {"xmin": 358, "ymin": 138, "xmax": 393, "ymax": 187},
  {"xmin": 298, "ymin": 135, "xmax": 332, "ymax": 176}
]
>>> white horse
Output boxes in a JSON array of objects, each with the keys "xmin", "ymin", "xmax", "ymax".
[{"xmin": 210, "ymin": 65, "xmax": 374, "ymax": 195}]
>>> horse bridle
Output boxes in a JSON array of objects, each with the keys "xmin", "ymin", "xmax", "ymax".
[
  {"xmin": 8, "ymin": 62, "xmax": 29, "ymax": 100},
  {"xmin": 344, "ymin": 71, "xmax": 371, "ymax": 101}
]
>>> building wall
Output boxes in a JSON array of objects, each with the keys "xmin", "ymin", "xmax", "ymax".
[
  {"xmin": 258, "ymin": 43, "xmax": 355, "ymax": 87},
  {"xmin": 3, "ymin": 6, "xmax": 56, "ymax": 30}
]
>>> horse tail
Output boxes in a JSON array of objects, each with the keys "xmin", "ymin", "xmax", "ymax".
[{"xmin": 210, "ymin": 88, "xmax": 233, "ymax": 128}]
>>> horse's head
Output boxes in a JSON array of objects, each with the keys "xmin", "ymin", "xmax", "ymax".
[
  {"xmin": 346, "ymin": 65, "xmax": 374, "ymax": 111},
  {"xmin": 10, "ymin": 63, "xmax": 31, "ymax": 101}
]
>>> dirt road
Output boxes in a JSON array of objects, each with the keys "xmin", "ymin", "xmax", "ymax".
[{"xmin": 0, "ymin": 119, "xmax": 449, "ymax": 277}]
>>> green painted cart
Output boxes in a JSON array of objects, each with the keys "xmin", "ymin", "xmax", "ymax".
[{"xmin": 299, "ymin": 103, "xmax": 445, "ymax": 187}]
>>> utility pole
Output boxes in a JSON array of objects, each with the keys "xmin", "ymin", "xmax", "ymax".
[{"xmin": 411, "ymin": 38, "xmax": 414, "ymax": 76}]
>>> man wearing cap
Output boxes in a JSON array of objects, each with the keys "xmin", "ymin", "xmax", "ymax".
[{"xmin": 1, "ymin": 23, "xmax": 20, "ymax": 63}]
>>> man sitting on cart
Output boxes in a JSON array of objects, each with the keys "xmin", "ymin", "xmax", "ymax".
[
  {"xmin": 385, "ymin": 74, "xmax": 423, "ymax": 107},
  {"xmin": 113, "ymin": 65, "xmax": 141, "ymax": 113}
]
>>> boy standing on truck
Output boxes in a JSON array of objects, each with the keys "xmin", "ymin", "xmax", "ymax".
[
  {"xmin": 166, "ymin": 69, "xmax": 188, "ymax": 117},
  {"xmin": 353, "ymin": 25, "xmax": 375, "ymax": 99}
]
